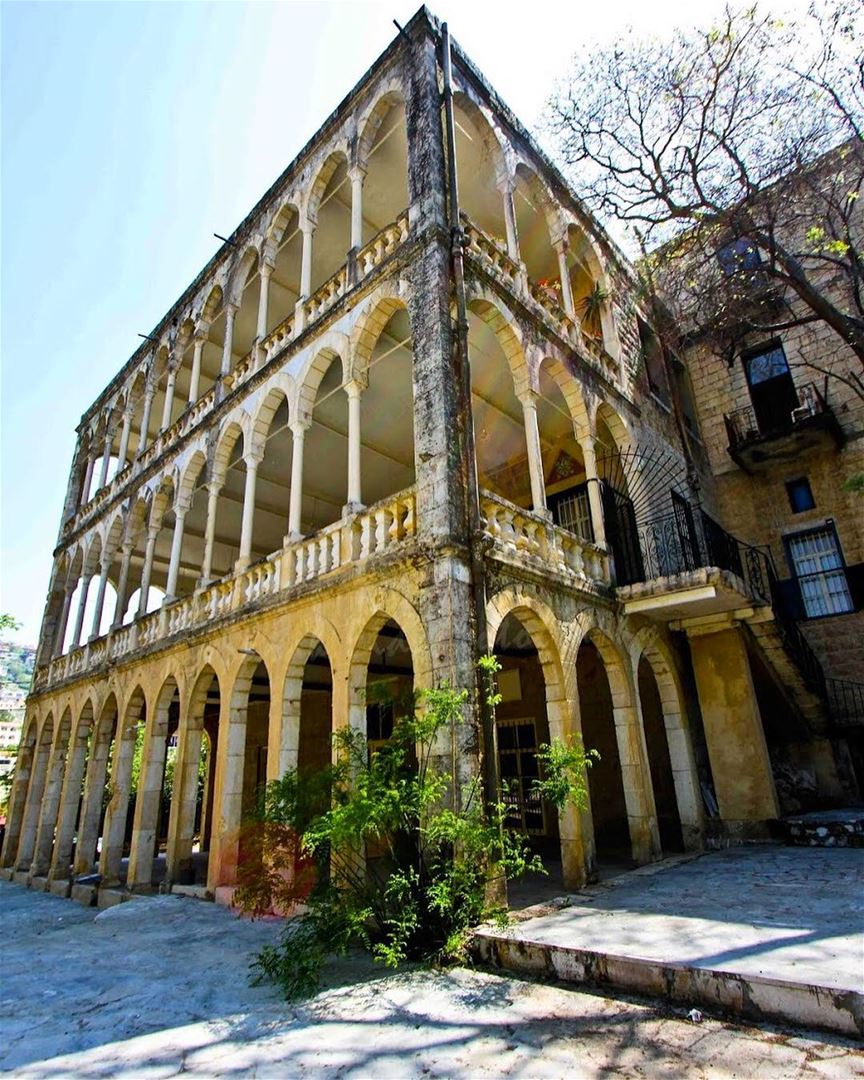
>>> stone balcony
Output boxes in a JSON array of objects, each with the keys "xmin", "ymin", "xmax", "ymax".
[
  {"xmin": 480, "ymin": 490, "xmax": 611, "ymax": 591},
  {"xmin": 61, "ymin": 210, "xmax": 412, "ymax": 544},
  {"xmin": 460, "ymin": 215, "xmax": 620, "ymax": 386},
  {"xmin": 35, "ymin": 487, "xmax": 418, "ymax": 693}
]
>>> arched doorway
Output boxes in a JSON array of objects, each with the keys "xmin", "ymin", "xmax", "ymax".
[{"xmin": 638, "ymin": 657, "xmax": 684, "ymax": 853}]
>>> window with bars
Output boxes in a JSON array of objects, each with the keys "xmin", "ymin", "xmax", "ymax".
[
  {"xmin": 497, "ymin": 718, "xmax": 545, "ymax": 835},
  {"xmin": 786, "ymin": 524, "xmax": 854, "ymax": 619},
  {"xmin": 551, "ymin": 486, "xmax": 593, "ymax": 541}
]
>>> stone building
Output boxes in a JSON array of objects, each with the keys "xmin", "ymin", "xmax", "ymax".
[{"xmin": 1, "ymin": 8, "xmax": 859, "ymax": 906}]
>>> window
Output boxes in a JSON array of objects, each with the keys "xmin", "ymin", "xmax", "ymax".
[
  {"xmin": 743, "ymin": 341, "xmax": 798, "ymax": 435},
  {"xmin": 786, "ymin": 524, "xmax": 854, "ymax": 618},
  {"xmin": 785, "ymin": 478, "xmax": 815, "ymax": 514},
  {"xmin": 551, "ymin": 485, "xmax": 593, "ymax": 541},
  {"xmin": 717, "ymin": 237, "xmax": 762, "ymax": 277},
  {"xmin": 497, "ymin": 718, "xmax": 545, "ymax": 834},
  {"xmin": 638, "ymin": 317, "xmax": 669, "ymax": 401}
]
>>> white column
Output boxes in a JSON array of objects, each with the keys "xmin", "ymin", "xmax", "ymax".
[
  {"xmin": 117, "ymin": 410, "xmax": 132, "ymax": 467},
  {"xmin": 52, "ymin": 584, "xmax": 75, "ymax": 657},
  {"xmin": 498, "ymin": 180, "xmax": 520, "ymax": 262},
  {"xmin": 88, "ymin": 556, "xmax": 111, "ymax": 641},
  {"xmin": 81, "ymin": 455, "xmax": 96, "ymax": 506},
  {"xmin": 256, "ymin": 262, "xmax": 273, "ymax": 346},
  {"xmin": 200, "ymin": 482, "xmax": 222, "ymax": 585},
  {"xmin": 160, "ymin": 367, "xmax": 177, "ymax": 430},
  {"xmin": 236, "ymin": 453, "xmax": 262, "ymax": 571},
  {"xmin": 288, "ymin": 421, "xmax": 308, "ymax": 539},
  {"xmin": 520, "ymin": 390, "xmax": 547, "ymax": 515},
  {"xmin": 554, "ymin": 238, "xmax": 575, "ymax": 316},
  {"xmin": 137, "ymin": 525, "xmax": 160, "ymax": 618},
  {"xmin": 70, "ymin": 574, "xmax": 92, "ymax": 649},
  {"xmin": 579, "ymin": 433, "xmax": 607, "ymax": 547},
  {"xmin": 299, "ymin": 217, "xmax": 315, "ymax": 298},
  {"xmin": 112, "ymin": 544, "xmax": 133, "ymax": 628},
  {"xmin": 137, "ymin": 383, "xmax": 155, "ymax": 457},
  {"xmin": 165, "ymin": 501, "xmax": 190, "ymax": 600},
  {"xmin": 188, "ymin": 335, "xmax": 205, "ymax": 405},
  {"xmin": 349, "ymin": 164, "xmax": 366, "ymax": 250},
  {"xmin": 220, "ymin": 304, "xmax": 237, "ymax": 377},
  {"xmin": 345, "ymin": 380, "xmax": 363, "ymax": 511},
  {"xmin": 97, "ymin": 431, "xmax": 113, "ymax": 490}
]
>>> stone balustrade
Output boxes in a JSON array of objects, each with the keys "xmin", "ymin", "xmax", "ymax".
[
  {"xmin": 37, "ymin": 486, "xmax": 418, "ymax": 692},
  {"xmin": 61, "ymin": 212, "xmax": 414, "ymax": 544},
  {"xmin": 480, "ymin": 490, "xmax": 610, "ymax": 586},
  {"xmin": 357, "ymin": 211, "xmax": 410, "ymax": 282},
  {"xmin": 460, "ymin": 215, "xmax": 520, "ymax": 287}
]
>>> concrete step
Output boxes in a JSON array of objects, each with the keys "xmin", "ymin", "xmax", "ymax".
[{"xmin": 783, "ymin": 808, "xmax": 864, "ymax": 848}]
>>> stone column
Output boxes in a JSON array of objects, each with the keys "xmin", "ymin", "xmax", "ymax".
[
  {"xmin": 137, "ymin": 381, "xmax": 155, "ymax": 457},
  {"xmin": 498, "ymin": 179, "xmax": 520, "ymax": 262},
  {"xmin": 160, "ymin": 366, "xmax": 177, "ymax": 430},
  {"xmin": 220, "ymin": 303, "xmax": 237, "ymax": 377},
  {"xmin": 287, "ymin": 420, "xmax": 308, "ymax": 539},
  {"xmin": 127, "ymin": 710, "xmax": 169, "ymax": 892},
  {"xmin": 188, "ymin": 334, "xmax": 205, "ymax": 405},
  {"xmin": 52, "ymin": 583, "xmax": 75, "ymax": 657},
  {"xmin": 200, "ymin": 481, "xmax": 222, "ymax": 585},
  {"xmin": 256, "ymin": 261, "xmax": 273, "ymax": 352},
  {"xmin": 117, "ymin": 409, "xmax": 133, "ymax": 467},
  {"xmin": 88, "ymin": 554, "xmax": 111, "ymax": 641},
  {"xmin": 294, "ymin": 215, "xmax": 316, "ymax": 334},
  {"xmin": 554, "ymin": 237, "xmax": 575, "ymax": 316},
  {"xmin": 687, "ymin": 622, "xmax": 780, "ymax": 832},
  {"xmin": 14, "ymin": 738, "xmax": 51, "ymax": 871},
  {"xmin": 236, "ymin": 451, "xmax": 262, "ymax": 572},
  {"xmin": 519, "ymin": 389, "xmax": 547, "ymax": 514},
  {"xmin": 0, "ymin": 734, "xmax": 33, "ymax": 867},
  {"xmin": 137, "ymin": 524, "xmax": 160, "ymax": 618},
  {"xmin": 111, "ymin": 543, "xmax": 133, "ymax": 628},
  {"xmin": 577, "ymin": 434, "xmax": 607, "ymax": 546},
  {"xmin": 74, "ymin": 724, "xmax": 115, "ymax": 876},
  {"xmin": 97, "ymin": 430, "xmax": 113, "ymax": 490},
  {"xmin": 345, "ymin": 379, "xmax": 364, "ymax": 511},
  {"xmin": 70, "ymin": 573, "xmax": 92, "ymax": 650},
  {"xmin": 164, "ymin": 500, "xmax": 190, "ymax": 601},
  {"xmin": 166, "ymin": 713, "xmax": 205, "ymax": 888},
  {"xmin": 30, "ymin": 734, "xmax": 69, "ymax": 877},
  {"xmin": 99, "ymin": 719, "xmax": 139, "ymax": 886},
  {"xmin": 349, "ymin": 164, "xmax": 366, "ymax": 250},
  {"xmin": 81, "ymin": 454, "xmax": 96, "ymax": 507},
  {"xmin": 49, "ymin": 723, "xmax": 90, "ymax": 882}
]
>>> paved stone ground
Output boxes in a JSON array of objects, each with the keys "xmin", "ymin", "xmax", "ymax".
[
  {"xmin": 2, "ymin": 880, "xmax": 863, "ymax": 1078},
  {"xmin": 497, "ymin": 847, "xmax": 864, "ymax": 992}
]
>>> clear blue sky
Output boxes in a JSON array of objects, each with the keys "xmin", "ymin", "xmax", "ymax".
[{"xmin": 1, "ymin": 0, "xmax": 776, "ymax": 647}]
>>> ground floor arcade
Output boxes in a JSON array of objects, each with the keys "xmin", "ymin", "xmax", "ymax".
[{"xmin": 3, "ymin": 560, "xmax": 802, "ymax": 901}]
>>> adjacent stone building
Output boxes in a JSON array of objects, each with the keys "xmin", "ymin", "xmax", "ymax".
[{"xmin": 2, "ymin": 8, "xmax": 860, "ymax": 906}]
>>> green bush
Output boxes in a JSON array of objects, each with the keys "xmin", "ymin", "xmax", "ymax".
[{"xmin": 235, "ymin": 657, "xmax": 595, "ymax": 1000}]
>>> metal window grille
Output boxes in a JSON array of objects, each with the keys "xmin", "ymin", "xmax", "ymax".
[
  {"xmin": 788, "ymin": 527, "xmax": 854, "ymax": 618},
  {"xmin": 556, "ymin": 489, "xmax": 592, "ymax": 540}
]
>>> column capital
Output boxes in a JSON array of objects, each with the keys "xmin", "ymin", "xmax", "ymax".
[
  {"xmin": 206, "ymin": 479, "xmax": 224, "ymax": 497},
  {"xmin": 496, "ymin": 172, "xmax": 515, "ymax": 196},
  {"xmin": 259, "ymin": 257, "xmax": 275, "ymax": 277},
  {"xmin": 193, "ymin": 324, "xmax": 210, "ymax": 343},
  {"xmin": 224, "ymin": 301, "xmax": 239, "ymax": 318},
  {"xmin": 243, "ymin": 449, "xmax": 264, "ymax": 469},
  {"xmin": 343, "ymin": 377, "xmax": 366, "ymax": 399},
  {"xmin": 348, "ymin": 162, "xmax": 368, "ymax": 184},
  {"xmin": 516, "ymin": 385, "xmax": 539, "ymax": 408},
  {"xmin": 299, "ymin": 210, "xmax": 317, "ymax": 234},
  {"xmin": 174, "ymin": 495, "xmax": 193, "ymax": 517},
  {"xmin": 291, "ymin": 413, "xmax": 312, "ymax": 435}
]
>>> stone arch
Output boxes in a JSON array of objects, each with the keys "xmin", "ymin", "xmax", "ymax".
[
  {"xmin": 1, "ymin": 712, "xmax": 39, "ymax": 868},
  {"xmin": 127, "ymin": 675, "xmax": 180, "ymax": 890},
  {"xmin": 350, "ymin": 288, "xmax": 409, "ymax": 384},
  {"xmin": 466, "ymin": 292, "xmax": 530, "ymax": 395},
  {"xmin": 250, "ymin": 380, "xmax": 293, "ymax": 456},
  {"xmin": 266, "ymin": 197, "xmax": 302, "ymax": 250},
  {"xmin": 357, "ymin": 84, "xmax": 406, "ymax": 166},
  {"xmin": 537, "ymin": 353, "xmax": 591, "ymax": 436},
  {"xmin": 212, "ymin": 417, "xmax": 248, "ymax": 484},
  {"xmin": 305, "ymin": 147, "xmax": 349, "ymax": 223},
  {"xmin": 295, "ymin": 337, "xmax": 348, "ymax": 419},
  {"xmin": 49, "ymin": 698, "xmax": 96, "ymax": 881},
  {"xmin": 513, "ymin": 162, "xmax": 561, "ymax": 240},
  {"xmin": 630, "ymin": 627, "xmax": 704, "ymax": 850},
  {"xmin": 30, "ymin": 707, "xmax": 72, "ymax": 876},
  {"xmin": 177, "ymin": 449, "xmax": 208, "ymax": 506},
  {"xmin": 75, "ymin": 693, "xmax": 119, "ymax": 875},
  {"xmin": 452, "ymin": 91, "xmax": 507, "ymax": 182},
  {"xmin": 202, "ymin": 284, "xmax": 223, "ymax": 324},
  {"xmin": 227, "ymin": 244, "xmax": 261, "ymax": 308},
  {"xmin": 97, "ymin": 685, "xmax": 147, "ymax": 884},
  {"xmin": 593, "ymin": 401, "xmax": 633, "ymax": 452},
  {"xmin": 279, "ymin": 617, "xmax": 343, "ymax": 779}
]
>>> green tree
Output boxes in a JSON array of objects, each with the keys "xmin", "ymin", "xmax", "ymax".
[
  {"xmin": 235, "ymin": 658, "xmax": 595, "ymax": 1000},
  {"xmin": 544, "ymin": 2, "xmax": 864, "ymax": 394}
]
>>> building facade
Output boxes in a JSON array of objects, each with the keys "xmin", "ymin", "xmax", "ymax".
[{"xmin": 2, "ymin": 9, "xmax": 859, "ymax": 906}]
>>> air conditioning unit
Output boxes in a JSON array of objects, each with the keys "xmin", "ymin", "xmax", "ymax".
[{"xmin": 791, "ymin": 403, "xmax": 814, "ymax": 424}]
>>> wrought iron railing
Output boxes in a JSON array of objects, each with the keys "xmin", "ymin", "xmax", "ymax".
[
  {"xmin": 825, "ymin": 677, "xmax": 864, "ymax": 726},
  {"xmin": 633, "ymin": 508, "xmax": 773, "ymax": 602},
  {"xmin": 724, "ymin": 382, "xmax": 829, "ymax": 450}
]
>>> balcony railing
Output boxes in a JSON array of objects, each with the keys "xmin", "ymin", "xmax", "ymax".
[
  {"xmin": 826, "ymin": 677, "xmax": 864, "ymax": 727},
  {"xmin": 633, "ymin": 507, "xmax": 774, "ymax": 603},
  {"xmin": 480, "ymin": 490, "xmax": 611, "ymax": 586},
  {"xmin": 724, "ymin": 382, "xmax": 834, "ymax": 452},
  {"xmin": 459, "ymin": 214, "xmax": 620, "ymax": 385},
  {"xmin": 34, "ymin": 487, "xmax": 418, "ymax": 693},
  {"xmin": 61, "ymin": 210, "xmax": 413, "ymax": 544}
]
